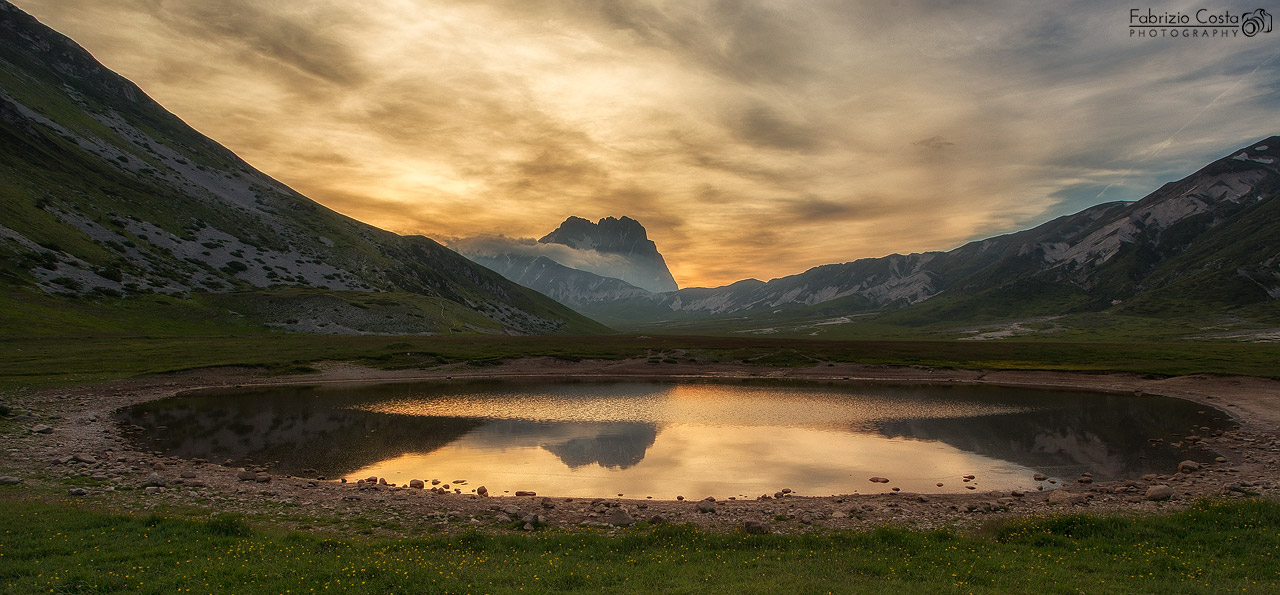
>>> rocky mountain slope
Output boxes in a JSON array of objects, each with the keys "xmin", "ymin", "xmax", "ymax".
[
  {"xmin": 0, "ymin": 1, "xmax": 608, "ymax": 336},
  {"xmin": 537, "ymin": 216, "xmax": 679, "ymax": 293}
]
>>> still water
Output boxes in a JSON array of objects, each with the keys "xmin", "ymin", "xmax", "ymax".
[{"xmin": 117, "ymin": 379, "xmax": 1230, "ymax": 499}]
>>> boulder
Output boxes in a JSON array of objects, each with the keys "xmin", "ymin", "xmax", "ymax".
[
  {"xmin": 144, "ymin": 473, "xmax": 166, "ymax": 487},
  {"xmin": 696, "ymin": 500, "xmax": 716, "ymax": 513},
  {"xmin": 67, "ymin": 487, "xmax": 87, "ymax": 496},
  {"xmin": 744, "ymin": 520, "xmax": 772, "ymax": 535},
  {"xmin": 0, "ymin": 477, "xmax": 21, "ymax": 485},
  {"xmin": 30, "ymin": 425, "xmax": 53, "ymax": 434},
  {"xmin": 236, "ymin": 470, "xmax": 257, "ymax": 481},
  {"xmin": 869, "ymin": 477, "xmax": 890, "ymax": 484},
  {"xmin": 515, "ymin": 490, "xmax": 536, "ymax": 497},
  {"xmin": 1047, "ymin": 490, "xmax": 1083, "ymax": 505},
  {"xmin": 606, "ymin": 508, "xmax": 635, "ymax": 527},
  {"xmin": 476, "ymin": 485, "xmax": 488, "ymax": 497},
  {"xmin": 409, "ymin": 479, "xmax": 425, "ymax": 489},
  {"xmin": 1145, "ymin": 485, "xmax": 1174, "ymax": 501},
  {"xmin": 1178, "ymin": 460, "xmax": 1201, "ymax": 474}
]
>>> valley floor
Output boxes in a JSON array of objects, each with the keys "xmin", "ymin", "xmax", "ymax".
[{"xmin": 3, "ymin": 357, "xmax": 1279, "ymax": 536}]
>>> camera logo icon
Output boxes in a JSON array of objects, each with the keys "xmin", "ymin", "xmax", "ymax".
[{"xmin": 1242, "ymin": 8, "xmax": 1272, "ymax": 37}]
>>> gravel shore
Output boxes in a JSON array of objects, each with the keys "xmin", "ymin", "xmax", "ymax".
[{"xmin": 4, "ymin": 357, "xmax": 1280, "ymax": 535}]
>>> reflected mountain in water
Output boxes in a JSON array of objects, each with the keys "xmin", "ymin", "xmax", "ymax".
[
  {"xmin": 116, "ymin": 385, "xmax": 483, "ymax": 476},
  {"xmin": 876, "ymin": 392, "xmax": 1230, "ymax": 478},
  {"xmin": 542, "ymin": 423, "xmax": 659, "ymax": 469},
  {"xmin": 118, "ymin": 379, "xmax": 1232, "ymax": 496}
]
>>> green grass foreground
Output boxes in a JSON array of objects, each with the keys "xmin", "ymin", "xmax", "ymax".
[{"xmin": 1, "ymin": 496, "xmax": 1277, "ymax": 594}]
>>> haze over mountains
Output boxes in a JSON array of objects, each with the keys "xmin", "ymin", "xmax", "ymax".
[
  {"xmin": 0, "ymin": 1, "xmax": 606, "ymax": 336},
  {"xmin": 464, "ymin": 140, "xmax": 1280, "ymax": 333}
]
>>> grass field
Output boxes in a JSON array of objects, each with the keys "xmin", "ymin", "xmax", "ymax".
[
  {"xmin": 0, "ymin": 493, "xmax": 1276, "ymax": 593},
  {"xmin": 3, "ymin": 332, "xmax": 1280, "ymax": 394}
]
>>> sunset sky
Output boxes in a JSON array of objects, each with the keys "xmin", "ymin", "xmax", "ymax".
[{"xmin": 13, "ymin": 0, "xmax": 1280, "ymax": 288}]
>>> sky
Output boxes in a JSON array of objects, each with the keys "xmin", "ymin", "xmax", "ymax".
[{"xmin": 12, "ymin": 0, "xmax": 1280, "ymax": 288}]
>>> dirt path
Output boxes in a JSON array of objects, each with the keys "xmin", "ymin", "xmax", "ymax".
[{"xmin": 4, "ymin": 358, "xmax": 1279, "ymax": 535}]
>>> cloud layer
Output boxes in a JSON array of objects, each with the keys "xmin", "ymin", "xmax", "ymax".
[{"xmin": 14, "ymin": 0, "xmax": 1280, "ymax": 286}]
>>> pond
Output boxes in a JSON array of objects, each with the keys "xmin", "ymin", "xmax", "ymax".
[{"xmin": 116, "ymin": 379, "xmax": 1231, "ymax": 499}]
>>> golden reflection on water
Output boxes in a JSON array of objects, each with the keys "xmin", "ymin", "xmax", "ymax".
[
  {"xmin": 347, "ymin": 383, "xmax": 1037, "ymax": 498},
  {"xmin": 356, "ymin": 382, "xmax": 1024, "ymax": 428}
]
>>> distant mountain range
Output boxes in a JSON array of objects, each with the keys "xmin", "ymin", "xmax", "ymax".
[
  {"xmin": 463, "ymin": 139, "xmax": 1280, "ymax": 331},
  {"xmin": 2, "ymin": 0, "xmax": 1274, "ymax": 340},
  {"xmin": 0, "ymin": 1, "xmax": 607, "ymax": 335}
]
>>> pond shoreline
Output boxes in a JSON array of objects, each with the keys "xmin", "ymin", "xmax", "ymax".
[{"xmin": 6, "ymin": 357, "xmax": 1280, "ymax": 534}]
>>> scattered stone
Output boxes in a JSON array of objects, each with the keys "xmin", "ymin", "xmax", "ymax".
[
  {"xmin": 1141, "ymin": 473, "xmax": 1159, "ymax": 481},
  {"xmin": 1033, "ymin": 473, "xmax": 1048, "ymax": 481},
  {"xmin": 30, "ymin": 425, "xmax": 53, "ymax": 434},
  {"xmin": 1216, "ymin": 456, "xmax": 1228, "ymax": 463},
  {"xmin": 696, "ymin": 500, "xmax": 717, "ymax": 513},
  {"xmin": 1178, "ymin": 460, "xmax": 1201, "ymax": 474},
  {"xmin": 521, "ymin": 513, "xmax": 544, "ymax": 525},
  {"xmin": 515, "ymin": 490, "xmax": 536, "ymax": 497},
  {"xmin": 648, "ymin": 514, "xmax": 669, "ymax": 524},
  {"xmin": 606, "ymin": 508, "xmax": 635, "ymax": 527},
  {"xmin": 744, "ymin": 520, "xmax": 771, "ymax": 535},
  {"xmin": 73, "ymin": 453, "xmax": 97, "ymax": 464},
  {"xmin": 144, "ymin": 473, "xmax": 166, "ymax": 487},
  {"xmin": 1047, "ymin": 490, "xmax": 1083, "ymax": 505},
  {"xmin": 180, "ymin": 471, "xmax": 196, "ymax": 479},
  {"xmin": 781, "ymin": 488, "xmax": 792, "ymax": 494},
  {"xmin": 476, "ymin": 486, "xmax": 488, "ymax": 497},
  {"xmin": 237, "ymin": 470, "xmax": 257, "ymax": 481},
  {"xmin": 869, "ymin": 477, "xmax": 890, "ymax": 484},
  {"xmin": 68, "ymin": 487, "xmax": 87, "ymax": 496},
  {"xmin": 936, "ymin": 483, "xmax": 944, "ymax": 487},
  {"xmin": 676, "ymin": 495, "xmax": 684, "ymax": 501},
  {"xmin": 431, "ymin": 479, "xmax": 441, "ymax": 486},
  {"xmin": 254, "ymin": 473, "xmax": 271, "ymax": 483},
  {"xmin": 1145, "ymin": 485, "xmax": 1174, "ymax": 501},
  {"xmin": 144, "ymin": 486, "xmax": 164, "ymax": 495},
  {"xmin": 409, "ymin": 479, "xmax": 425, "ymax": 489},
  {"xmin": 0, "ymin": 477, "xmax": 21, "ymax": 485},
  {"xmin": 1077, "ymin": 476, "xmax": 1093, "ymax": 484}
]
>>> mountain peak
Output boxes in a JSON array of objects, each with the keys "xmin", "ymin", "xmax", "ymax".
[{"xmin": 539, "ymin": 215, "xmax": 653, "ymax": 253}]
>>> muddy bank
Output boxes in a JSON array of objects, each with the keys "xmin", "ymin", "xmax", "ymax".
[{"xmin": 3, "ymin": 358, "xmax": 1279, "ymax": 535}]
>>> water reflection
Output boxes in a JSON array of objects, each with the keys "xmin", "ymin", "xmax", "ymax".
[{"xmin": 116, "ymin": 379, "xmax": 1228, "ymax": 498}]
